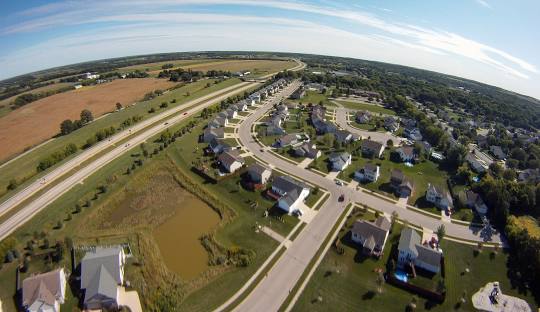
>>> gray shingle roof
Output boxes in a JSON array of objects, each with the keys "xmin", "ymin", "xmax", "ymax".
[
  {"xmin": 352, "ymin": 217, "xmax": 390, "ymax": 250},
  {"xmin": 398, "ymin": 228, "xmax": 421, "ymax": 258}
]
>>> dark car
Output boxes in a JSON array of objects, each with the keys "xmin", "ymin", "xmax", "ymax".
[{"xmin": 338, "ymin": 194, "xmax": 345, "ymax": 202}]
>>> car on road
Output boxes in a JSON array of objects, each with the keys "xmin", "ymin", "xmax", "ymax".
[
  {"xmin": 338, "ymin": 194, "xmax": 345, "ymax": 202},
  {"xmin": 183, "ymin": 112, "xmax": 188, "ymax": 115},
  {"xmin": 164, "ymin": 122, "xmax": 169, "ymax": 125},
  {"xmin": 335, "ymin": 179, "xmax": 343, "ymax": 186},
  {"xmin": 260, "ymin": 149, "xmax": 265, "ymax": 152}
]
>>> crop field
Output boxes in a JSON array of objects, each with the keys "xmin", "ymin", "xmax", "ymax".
[
  {"xmin": 0, "ymin": 82, "xmax": 74, "ymax": 118},
  {"xmin": 117, "ymin": 58, "xmax": 217, "ymax": 73},
  {"xmin": 0, "ymin": 78, "xmax": 175, "ymax": 162},
  {"xmin": 0, "ymin": 78, "xmax": 241, "ymax": 200}
]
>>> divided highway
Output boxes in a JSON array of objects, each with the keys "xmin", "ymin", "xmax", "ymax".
[{"xmin": 0, "ymin": 59, "xmax": 305, "ymax": 241}]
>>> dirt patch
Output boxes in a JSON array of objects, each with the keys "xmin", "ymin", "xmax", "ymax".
[{"xmin": 0, "ymin": 78, "xmax": 175, "ymax": 161}]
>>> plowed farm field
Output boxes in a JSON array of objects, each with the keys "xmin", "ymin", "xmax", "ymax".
[{"xmin": 0, "ymin": 78, "xmax": 175, "ymax": 161}]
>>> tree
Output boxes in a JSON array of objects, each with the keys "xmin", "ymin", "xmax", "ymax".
[
  {"xmin": 75, "ymin": 204, "xmax": 82, "ymax": 213},
  {"xmin": 436, "ymin": 224, "xmax": 446, "ymax": 243},
  {"xmin": 502, "ymin": 169, "xmax": 516, "ymax": 181},
  {"xmin": 7, "ymin": 179, "xmax": 18, "ymax": 191},
  {"xmin": 80, "ymin": 109, "xmax": 94, "ymax": 124},
  {"xmin": 116, "ymin": 102, "xmax": 123, "ymax": 110},
  {"xmin": 54, "ymin": 241, "xmax": 64, "ymax": 262},
  {"xmin": 390, "ymin": 211, "xmax": 399, "ymax": 233},
  {"xmin": 387, "ymin": 139, "xmax": 394, "ymax": 147},
  {"xmin": 60, "ymin": 119, "xmax": 75, "ymax": 135}
]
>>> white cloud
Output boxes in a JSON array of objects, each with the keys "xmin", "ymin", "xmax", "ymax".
[
  {"xmin": 0, "ymin": 0, "xmax": 538, "ymax": 97},
  {"xmin": 475, "ymin": 0, "xmax": 492, "ymax": 9}
]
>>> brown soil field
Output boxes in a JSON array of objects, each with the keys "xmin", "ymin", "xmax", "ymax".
[
  {"xmin": 0, "ymin": 82, "xmax": 73, "ymax": 118},
  {"xmin": 0, "ymin": 78, "xmax": 175, "ymax": 161}
]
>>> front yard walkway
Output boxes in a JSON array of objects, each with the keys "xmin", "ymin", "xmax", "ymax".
[
  {"xmin": 325, "ymin": 171, "xmax": 340, "ymax": 180},
  {"xmin": 297, "ymin": 158, "xmax": 314, "ymax": 169},
  {"xmin": 261, "ymin": 226, "xmax": 291, "ymax": 248}
]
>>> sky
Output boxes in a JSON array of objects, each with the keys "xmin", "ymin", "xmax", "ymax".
[{"xmin": 0, "ymin": 0, "xmax": 539, "ymax": 99}]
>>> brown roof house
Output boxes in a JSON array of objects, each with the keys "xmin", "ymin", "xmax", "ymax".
[
  {"xmin": 22, "ymin": 268, "xmax": 67, "ymax": 312},
  {"xmin": 247, "ymin": 163, "xmax": 272, "ymax": 184},
  {"xmin": 361, "ymin": 140, "xmax": 384, "ymax": 158},
  {"xmin": 351, "ymin": 216, "xmax": 391, "ymax": 257}
]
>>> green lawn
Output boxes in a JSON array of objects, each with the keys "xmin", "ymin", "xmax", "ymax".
[
  {"xmin": 336, "ymin": 100, "xmax": 396, "ymax": 115},
  {"xmin": 292, "ymin": 210, "xmax": 536, "ymax": 312},
  {"xmin": 337, "ymin": 149, "xmax": 449, "ymax": 206},
  {"xmin": 0, "ymin": 78, "xmax": 243, "ymax": 200}
]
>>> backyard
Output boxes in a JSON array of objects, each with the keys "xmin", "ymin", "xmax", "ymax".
[{"xmin": 292, "ymin": 208, "xmax": 536, "ymax": 311}]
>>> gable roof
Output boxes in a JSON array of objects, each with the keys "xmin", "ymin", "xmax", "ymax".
[
  {"xmin": 272, "ymin": 175, "xmax": 309, "ymax": 194},
  {"xmin": 218, "ymin": 150, "xmax": 244, "ymax": 167},
  {"xmin": 398, "ymin": 146, "xmax": 415, "ymax": 158},
  {"xmin": 22, "ymin": 269, "xmax": 65, "ymax": 308},
  {"xmin": 416, "ymin": 244, "xmax": 442, "ymax": 268},
  {"xmin": 391, "ymin": 169, "xmax": 404, "ymax": 182},
  {"xmin": 248, "ymin": 163, "xmax": 270, "ymax": 176},
  {"xmin": 362, "ymin": 140, "xmax": 383, "ymax": 152},
  {"xmin": 352, "ymin": 216, "xmax": 390, "ymax": 249},
  {"xmin": 398, "ymin": 227, "xmax": 421, "ymax": 257},
  {"xmin": 81, "ymin": 247, "xmax": 123, "ymax": 290},
  {"xmin": 363, "ymin": 163, "xmax": 378, "ymax": 173},
  {"xmin": 83, "ymin": 264, "xmax": 118, "ymax": 305}
]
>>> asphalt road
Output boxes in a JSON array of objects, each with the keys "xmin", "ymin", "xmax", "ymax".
[
  {"xmin": 0, "ymin": 59, "xmax": 306, "ymax": 241},
  {"xmin": 232, "ymin": 82, "xmax": 502, "ymax": 312},
  {"xmin": 334, "ymin": 103, "xmax": 405, "ymax": 147}
]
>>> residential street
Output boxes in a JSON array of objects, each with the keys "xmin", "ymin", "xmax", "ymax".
[{"xmin": 232, "ymin": 81, "xmax": 502, "ymax": 312}]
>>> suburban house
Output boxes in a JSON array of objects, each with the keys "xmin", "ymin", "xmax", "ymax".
[
  {"xmin": 489, "ymin": 145, "xmax": 507, "ymax": 160},
  {"xmin": 249, "ymin": 93, "xmax": 261, "ymax": 104},
  {"xmin": 426, "ymin": 183, "xmax": 454, "ymax": 210},
  {"xmin": 361, "ymin": 140, "xmax": 384, "ymax": 158},
  {"xmin": 246, "ymin": 163, "xmax": 272, "ymax": 185},
  {"xmin": 271, "ymin": 175, "xmax": 311, "ymax": 213},
  {"xmin": 81, "ymin": 247, "xmax": 126, "ymax": 310},
  {"xmin": 354, "ymin": 163, "xmax": 380, "ymax": 182},
  {"xmin": 398, "ymin": 228, "xmax": 442, "ymax": 274},
  {"xmin": 384, "ymin": 117, "xmax": 400, "ymax": 132},
  {"xmin": 226, "ymin": 108, "xmax": 237, "ymax": 119},
  {"xmin": 311, "ymin": 105, "xmax": 337, "ymax": 134},
  {"xmin": 209, "ymin": 116, "xmax": 228, "ymax": 128},
  {"xmin": 276, "ymin": 133, "xmax": 302, "ymax": 148},
  {"xmin": 293, "ymin": 143, "xmax": 321, "ymax": 159},
  {"xmin": 476, "ymin": 134, "xmax": 488, "ymax": 148},
  {"xmin": 22, "ymin": 268, "xmax": 67, "ymax": 312},
  {"xmin": 218, "ymin": 150, "xmax": 245, "ymax": 173},
  {"xmin": 202, "ymin": 127, "xmax": 225, "ymax": 143},
  {"xmin": 396, "ymin": 146, "xmax": 416, "ymax": 162},
  {"xmin": 355, "ymin": 111, "xmax": 371, "ymax": 124},
  {"xmin": 465, "ymin": 153, "xmax": 488, "ymax": 173},
  {"xmin": 329, "ymin": 152, "xmax": 352, "ymax": 171},
  {"xmin": 266, "ymin": 124, "xmax": 286, "ymax": 136},
  {"xmin": 335, "ymin": 130, "xmax": 354, "ymax": 144},
  {"xmin": 290, "ymin": 87, "xmax": 305, "ymax": 99},
  {"xmin": 208, "ymin": 138, "xmax": 232, "ymax": 155},
  {"xmin": 465, "ymin": 190, "xmax": 488, "ymax": 215},
  {"xmin": 390, "ymin": 169, "xmax": 413, "ymax": 197},
  {"xmin": 404, "ymin": 127, "xmax": 423, "ymax": 141},
  {"xmin": 235, "ymin": 102, "xmax": 248, "ymax": 111},
  {"xmin": 351, "ymin": 216, "xmax": 392, "ymax": 257},
  {"xmin": 401, "ymin": 118, "xmax": 417, "ymax": 128}
]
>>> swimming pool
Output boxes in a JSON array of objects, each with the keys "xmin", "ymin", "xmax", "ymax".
[{"xmin": 394, "ymin": 270, "xmax": 408, "ymax": 282}]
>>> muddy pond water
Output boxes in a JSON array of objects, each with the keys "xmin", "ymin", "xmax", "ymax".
[{"xmin": 153, "ymin": 193, "xmax": 220, "ymax": 280}]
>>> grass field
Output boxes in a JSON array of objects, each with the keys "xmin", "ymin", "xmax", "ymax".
[
  {"xmin": 336, "ymin": 100, "xmax": 396, "ymax": 115},
  {"xmin": 292, "ymin": 210, "xmax": 536, "ymax": 312},
  {"xmin": 0, "ymin": 78, "xmax": 242, "ymax": 200},
  {"xmin": 0, "ymin": 78, "xmax": 176, "ymax": 162},
  {"xmin": 337, "ymin": 149, "xmax": 449, "ymax": 205},
  {"xmin": 117, "ymin": 59, "xmax": 217, "ymax": 73}
]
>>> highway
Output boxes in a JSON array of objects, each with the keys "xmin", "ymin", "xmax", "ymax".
[
  {"xmin": 231, "ymin": 81, "xmax": 501, "ymax": 312},
  {"xmin": 0, "ymin": 59, "xmax": 305, "ymax": 241}
]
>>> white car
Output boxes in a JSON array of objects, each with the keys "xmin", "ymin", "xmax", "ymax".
[{"xmin": 335, "ymin": 179, "xmax": 343, "ymax": 186}]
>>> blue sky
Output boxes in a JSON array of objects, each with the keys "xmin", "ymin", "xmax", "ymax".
[{"xmin": 1, "ymin": 0, "xmax": 539, "ymax": 99}]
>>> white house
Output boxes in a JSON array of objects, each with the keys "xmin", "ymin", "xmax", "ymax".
[
  {"xmin": 23, "ymin": 268, "xmax": 67, "ymax": 312},
  {"xmin": 466, "ymin": 153, "xmax": 488, "ymax": 173},
  {"xmin": 426, "ymin": 183, "xmax": 453, "ymax": 210},
  {"xmin": 226, "ymin": 108, "xmax": 237, "ymax": 119},
  {"xmin": 398, "ymin": 228, "xmax": 442, "ymax": 274},
  {"xmin": 218, "ymin": 150, "xmax": 245, "ymax": 173},
  {"xmin": 329, "ymin": 152, "xmax": 352, "ymax": 171},
  {"xmin": 355, "ymin": 111, "xmax": 371, "ymax": 124},
  {"xmin": 271, "ymin": 176, "xmax": 311, "ymax": 213},
  {"xmin": 354, "ymin": 163, "xmax": 380, "ymax": 182}
]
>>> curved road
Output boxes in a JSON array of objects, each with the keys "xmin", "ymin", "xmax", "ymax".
[
  {"xmin": 0, "ymin": 59, "xmax": 306, "ymax": 241},
  {"xmin": 232, "ymin": 81, "xmax": 501, "ymax": 312}
]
